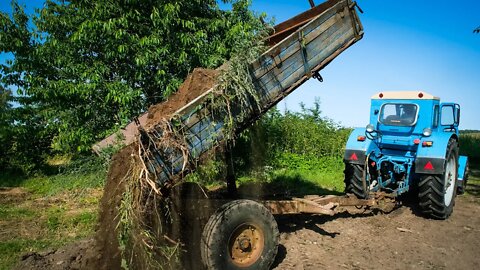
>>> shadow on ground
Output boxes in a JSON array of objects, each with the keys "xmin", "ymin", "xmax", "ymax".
[{"xmin": 211, "ymin": 173, "xmax": 343, "ymax": 200}]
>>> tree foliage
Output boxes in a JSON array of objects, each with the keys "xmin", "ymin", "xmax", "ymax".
[
  {"xmin": 0, "ymin": 0, "xmax": 266, "ymax": 171},
  {"xmin": 0, "ymin": 86, "xmax": 13, "ymax": 168}
]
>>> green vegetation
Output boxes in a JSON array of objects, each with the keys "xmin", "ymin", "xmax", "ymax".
[
  {"xmin": 233, "ymin": 105, "xmax": 349, "ymax": 195},
  {"xmin": 0, "ymin": 0, "xmax": 267, "ymax": 174},
  {"xmin": 0, "ymin": 158, "xmax": 106, "ymax": 270},
  {"xmin": 460, "ymin": 132, "xmax": 480, "ymax": 164},
  {"xmin": 186, "ymin": 100, "xmax": 351, "ymax": 195}
]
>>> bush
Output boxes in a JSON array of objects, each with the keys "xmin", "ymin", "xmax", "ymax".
[
  {"xmin": 233, "ymin": 100, "xmax": 350, "ymax": 174},
  {"xmin": 460, "ymin": 133, "xmax": 480, "ymax": 164}
]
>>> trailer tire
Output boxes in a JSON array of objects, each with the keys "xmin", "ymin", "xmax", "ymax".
[
  {"xmin": 344, "ymin": 163, "xmax": 368, "ymax": 199},
  {"xmin": 418, "ymin": 139, "xmax": 459, "ymax": 219},
  {"xmin": 201, "ymin": 200, "xmax": 279, "ymax": 270}
]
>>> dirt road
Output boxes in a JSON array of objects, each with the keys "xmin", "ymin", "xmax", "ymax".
[
  {"xmin": 14, "ymin": 195, "xmax": 480, "ymax": 270},
  {"xmin": 273, "ymin": 195, "xmax": 480, "ymax": 270}
]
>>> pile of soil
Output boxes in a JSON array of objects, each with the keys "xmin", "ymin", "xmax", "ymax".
[
  {"xmin": 15, "ymin": 239, "xmax": 97, "ymax": 270},
  {"xmin": 145, "ymin": 68, "xmax": 219, "ymax": 129}
]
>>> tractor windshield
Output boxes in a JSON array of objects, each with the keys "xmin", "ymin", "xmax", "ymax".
[{"xmin": 379, "ymin": 103, "xmax": 418, "ymax": 126}]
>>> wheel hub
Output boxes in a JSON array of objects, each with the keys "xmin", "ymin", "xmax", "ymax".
[
  {"xmin": 444, "ymin": 156, "xmax": 456, "ymax": 206},
  {"xmin": 238, "ymin": 237, "xmax": 251, "ymax": 251},
  {"xmin": 229, "ymin": 223, "xmax": 264, "ymax": 267}
]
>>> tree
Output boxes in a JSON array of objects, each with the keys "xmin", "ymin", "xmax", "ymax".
[
  {"xmin": 0, "ymin": 86, "xmax": 13, "ymax": 168},
  {"xmin": 0, "ymin": 0, "xmax": 266, "ymax": 153}
]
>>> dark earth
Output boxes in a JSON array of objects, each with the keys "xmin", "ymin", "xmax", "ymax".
[{"xmin": 14, "ymin": 179, "xmax": 480, "ymax": 270}]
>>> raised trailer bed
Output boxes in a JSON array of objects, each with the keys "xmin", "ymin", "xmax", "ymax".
[{"xmin": 139, "ymin": 0, "xmax": 364, "ymax": 190}]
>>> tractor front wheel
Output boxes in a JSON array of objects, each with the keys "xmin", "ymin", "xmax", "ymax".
[
  {"xmin": 344, "ymin": 163, "xmax": 368, "ymax": 199},
  {"xmin": 201, "ymin": 200, "xmax": 279, "ymax": 270},
  {"xmin": 418, "ymin": 139, "xmax": 459, "ymax": 219}
]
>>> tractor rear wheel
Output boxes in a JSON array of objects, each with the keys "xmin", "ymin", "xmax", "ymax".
[
  {"xmin": 418, "ymin": 139, "xmax": 459, "ymax": 219},
  {"xmin": 344, "ymin": 163, "xmax": 368, "ymax": 199},
  {"xmin": 201, "ymin": 200, "xmax": 279, "ymax": 270}
]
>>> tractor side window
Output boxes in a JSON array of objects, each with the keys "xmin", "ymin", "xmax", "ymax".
[
  {"xmin": 433, "ymin": 105, "xmax": 439, "ymax": 127},
  {"xmin": 441, "ymin": 105, "xmax": 455, "ymax": 126},
  {"xmin": 380, "ymin": 103, "xmax": 418, "ymax": 126},
  {"xmin": 455, "ymin": 104, "xmax": 460, "ymax": 124}
]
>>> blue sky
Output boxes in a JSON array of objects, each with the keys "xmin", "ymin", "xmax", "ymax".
[
  {"xmin": 2, "ymin": 0, "xmax": 480, "ymax": 129},
  {"xmin": 250, "ymin": 0, "xmax": 480, "ymax": 130}
]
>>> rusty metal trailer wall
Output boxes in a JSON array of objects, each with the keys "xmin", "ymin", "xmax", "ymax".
[{"xmin": 143, "ymin": 0, "xmax": 363, "ymax": 187}]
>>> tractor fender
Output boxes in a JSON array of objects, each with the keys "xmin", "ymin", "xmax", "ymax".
[
  {"xmin": 344, "ymin": 128, "xmax": 378, "ymax": 166},
  {"xmin": 415, "ymin": 133, "xmax": 458, "ymax": 175},
  {"xmin": 458, "ymin": 155, "xmax": 468, "ymax": 181}
]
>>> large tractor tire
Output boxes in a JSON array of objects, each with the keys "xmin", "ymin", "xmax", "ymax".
[
  {"xmin": 201, "ymin": 200, "xmax": 279, "ymax": 270},
  {"xmin": 418, "ymin": 139, "xmax": 459, "ymax": 219},
  {"xmin": 344, "ymin": 163, "xmax": 368, "ymax": 199}
]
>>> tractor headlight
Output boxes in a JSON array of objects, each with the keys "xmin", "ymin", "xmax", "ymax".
[
  {"xmin": 366, "ymin": 124, "xmax": 375, "ymax": 133},
  {"xmin": 422, "ymin": 128, "xmax": 432, "ymax": 137}
]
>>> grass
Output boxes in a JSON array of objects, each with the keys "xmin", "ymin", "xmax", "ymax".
[
  {"xmin": 0, "ymin": 163, "xmax": 105, "ymax": 270},
  {"xmin": 464, "ymin": 161, "xmax": 480, "ymax": 202},
  {"xmin": 1, "ymin": 149, "xmax": 477, "ymax": 270},
  {"xmin": 235, "ymin": 156, "xmax": 345, "ymax": 197}
]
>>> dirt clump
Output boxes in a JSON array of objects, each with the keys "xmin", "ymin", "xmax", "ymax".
[
  {"xmin": 15, "ymin": 238, "xmax": 96, "ymax": 270},
  {"xmin": 145, "ymin": 68, "xmax": 219, "ymax": 129}
]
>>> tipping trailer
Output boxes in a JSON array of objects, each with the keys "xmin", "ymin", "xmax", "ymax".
[
  {"xmin": 143, "ymin": 1, "xmax": 369, "ymax": 268},
  {"xmin": 141, "ymin": 0, "xmax": 364, "ymax": 190},
  {"xmin": 97, "ymin": 1, "xmax": 378, "ymax": 269}
]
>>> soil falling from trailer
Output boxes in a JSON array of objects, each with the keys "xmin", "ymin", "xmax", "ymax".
[
  {"xmin": 95, "ymin": 68, "xmax": 220, "ymax": 269},
  {"xmin": 14, "ymin": 68, "xmax": 222, "ymax": 270}
]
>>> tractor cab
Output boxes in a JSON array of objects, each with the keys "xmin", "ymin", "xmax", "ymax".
[
  {"xmin": 344, "ymin": 91, "xmax": 468, "ymax": 220},
  {"xmin": 366, "ymin": 92, "xmax": 460, "ymax": 152}
]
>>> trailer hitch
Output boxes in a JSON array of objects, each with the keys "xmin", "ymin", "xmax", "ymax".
[{"xmin": 312, "ymin": 71, "xmax": 323, "ymax": 82}]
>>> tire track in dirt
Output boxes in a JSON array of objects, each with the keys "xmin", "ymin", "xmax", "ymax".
[{"xmin": 273, "ymin": 196, "xmax": 480, "ymax": 270}]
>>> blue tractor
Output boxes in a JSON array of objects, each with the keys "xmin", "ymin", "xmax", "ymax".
[{"xmin": 344, "ymin": 91, "xmax": 469, "ymax": 219}]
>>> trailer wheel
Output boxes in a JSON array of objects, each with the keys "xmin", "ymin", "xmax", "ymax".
[
  {"xmin": 418, "ymin": 139, "xmax": 459, "ymax": 219},
  {"xmin": 201, "ymin": 200, "xmax": 279, "ymax": 270},
  {"xmin": 344, "ymin": 163, "xmax": 368, "ymax": 199}
]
